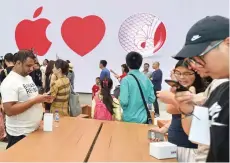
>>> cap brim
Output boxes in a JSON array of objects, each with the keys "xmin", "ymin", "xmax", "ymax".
[{"xmin": 173, "ymin": 42, "xmax": 211, "ymax": 60}]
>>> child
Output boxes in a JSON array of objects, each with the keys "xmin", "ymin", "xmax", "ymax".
[
  {"xmin": 92, "ymin": 78, "xmax": 122, "ymax": 121},
  {"xmin": 92, "ymin": 77, "xmax": 100, "ymax": 99}
]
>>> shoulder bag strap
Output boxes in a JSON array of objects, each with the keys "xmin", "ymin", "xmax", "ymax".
[{"xmin": 130, "ymin": 74, "xmax": 152, "ymax": 124}]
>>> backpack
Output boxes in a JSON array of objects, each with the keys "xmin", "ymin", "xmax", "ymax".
[
  {"xmin": 94, "ymin": 95, "xmax": 113, "ymax": 121},
  {"xmin": 113, "ymin": 85, "xmax": 120, "ymax": 99}
]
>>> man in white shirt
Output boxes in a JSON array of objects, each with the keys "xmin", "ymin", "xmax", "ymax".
[
  {"xmin": 1, "ymin": 50, "xmax": 53, "ymax": 149},
  {"xmin": 142, "ymin": 63, "xmax": 152, "ymax": 79},
  {"xmin": 40, "ymin": 59, "xmax": 49, "ymax": 88}
]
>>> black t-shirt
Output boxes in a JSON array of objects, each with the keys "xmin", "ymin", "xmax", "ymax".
[
  {"xmin": 0, "ymin": 66, "xmax": 14, "ymax": 83},
  {"xmin": 29, "ymin": 69, "xmax": 42, "ymax": 87},
  {"xmin": 45, "ymin": 74, "xmax": 51, "ymax": 92},
  {"xmin": 203, "ymin": 81, "xmax": 229, "ymax": 162},
  {"xmin": 168, "ymin": 114, "xmax": 197, "ymax": 149}
]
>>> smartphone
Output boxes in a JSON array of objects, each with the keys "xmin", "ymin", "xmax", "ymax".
[
  {"xmin": 148, "ymin": 130, "xmax": 164, "ymax": 141},
  {"xmin": 46, "ymin": 91, "xmax": 51, "ymax": 95},
  {"xmin": 165, "ymin": 79, "xmax": 188, "ymax": 92}
]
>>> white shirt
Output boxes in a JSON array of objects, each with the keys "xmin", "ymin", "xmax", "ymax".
[
  {"xmin": 40, "ymin": 65, "xmax": 47, "ymax": 88},
  {"xmin": 1, "ymin": 71, "xmax": 43, "ymax": 136}
]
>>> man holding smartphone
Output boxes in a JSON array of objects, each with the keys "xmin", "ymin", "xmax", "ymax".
[
  {"xmin": 173, "ymin": 16, "xmax": 229, "ymax": 162},
  {"xmin": 1, "ymin": 50, "xmax": 53, "ymax": 149}
]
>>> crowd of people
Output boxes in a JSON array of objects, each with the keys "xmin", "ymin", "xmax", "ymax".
[
  {"xmin": 91, "ymin": 15, "xmax": 229, "ymax": 162},
  {"xmin": 0, "ymin": 50, "xmax": 75, "ymax": 148},
  {"xmin": 0, "ymin": 15, "xmax": 229, "ymax": 162}
]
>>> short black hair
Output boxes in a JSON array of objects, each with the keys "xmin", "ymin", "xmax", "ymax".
[
  {"xmin": 55, "ymin": 59, "xmax": 69, "ymax": 75},
  {"xmin": 4, "ymin": 53, "xmax": 14, "ymax": 62},
  {"xmin": 66, "ymin": 60, "xmax": 70, "ymax": 63},
  {"xmin": 96, "ymin": 77, "xmax": 100, "ymax": 80},
  {"xmin": 13, "ymin": 50, "xmax": 36, "ymax": 63},
  {"xmin": 126, "ymin": 51, "xmax": 143, "ymax": 70},
  {"xmin": 100, "ymin": 60, "xmax": 107, "ymax": 67},
  {"xmin": 144, "ymin": 63, "xmax": 150, "ymax": 67}
]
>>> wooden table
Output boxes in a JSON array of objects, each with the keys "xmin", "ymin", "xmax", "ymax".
[
  {"xmin": 88, "ymin": 121, "xmax": 177, "ymax": 162},
  {"xmin": 0, "ymin": 117, "xmax": 102, "ymax": 162}
]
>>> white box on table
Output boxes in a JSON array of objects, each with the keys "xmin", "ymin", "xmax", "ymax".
[
  {"xmin": 43, "ymin": 113, "xmax": 53, "ymax": 132},
  {"xmin": 149, "ymin": 142, "xmax": 177, "ymax": 159}
]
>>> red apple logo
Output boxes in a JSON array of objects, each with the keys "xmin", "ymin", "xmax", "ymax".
[
  {"xmin": 61, "ymin": 15, "xmax": 106, "ymax": 57},
  {"xmin": 15, "ymin": 7, "xmax": 51, "ymax": 56}
]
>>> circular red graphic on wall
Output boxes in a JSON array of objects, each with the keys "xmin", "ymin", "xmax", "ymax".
[{"xmin": 118, "ymin": 13, "xmax": 166, "ymax": 57}]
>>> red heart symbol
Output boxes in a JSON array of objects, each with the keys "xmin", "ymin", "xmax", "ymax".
[{"xmin": 61, "ymin": 15, "xmax": 106, "ymax": 56}]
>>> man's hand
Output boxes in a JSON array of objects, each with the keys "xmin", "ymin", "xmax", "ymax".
[
  {"xmin": 33, "ymin": 94, "xmax": 54, "ymax": 104},
  {"xmin": 151, "ymin": 126, "xmax": 168, "ymax": 134},
  {"xmin": 193, "ymin": 93, "xmax": 207, "ymax": 105},
  {"xmin": 172, "ymin": 87, "xmax": 195, "ymax": 114},
  {"xmin": 149, "ymin": 127, "xmax": 168, "ymax": 142}
]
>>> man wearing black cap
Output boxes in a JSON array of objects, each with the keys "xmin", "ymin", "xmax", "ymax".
[{"xmin": 173, "ymin": 16, "xmax": 229, "ymax": 162}]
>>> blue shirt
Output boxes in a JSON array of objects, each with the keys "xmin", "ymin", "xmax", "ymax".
[
  {"xmin": 120, "ymin": 70, "xmax": 155, "ymax": 123},
  {"xmin": 168, "ymin": 114, "xmax": 197, "ymax": 148},
  {"xmin": 151, "ymin": 69, "xmax": 163, "ymax": 91},
  {"xmin": 100, "ymin": 68, "xmax": 110, "ymax": 81}
]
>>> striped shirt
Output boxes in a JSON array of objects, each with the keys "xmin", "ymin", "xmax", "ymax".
[{"xmin": 50, "ymin": 77, "xmax": 70, "ymax": 116}]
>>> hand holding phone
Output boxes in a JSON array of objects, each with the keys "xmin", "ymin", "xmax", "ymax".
[
  {"xmin": 165, "ymin": 79, "xmax": 188, "ymax": 92},
  {"xmin": 148, "ymin": 130, "xmax": 165, "ymax": 142}
]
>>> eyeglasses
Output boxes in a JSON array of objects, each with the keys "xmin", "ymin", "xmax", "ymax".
[
  {"xmin": 174, "ymin": 70, "xmax": 195, "ymax": 77},
  {"xmin": 185, "ymin": 40, "xmax": 223, "ymax": 67},
  {"xmin": 200, "ymin": 40, "xmax": 223, "ymax": 56}
]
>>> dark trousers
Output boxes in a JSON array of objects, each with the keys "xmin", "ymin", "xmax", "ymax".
[
  {"xmin": 153, "ymin": 89, "xmax": 160, "ymax": 115},
  {"xmin": 44, "ymin": 103, "xmax": 51, "ymax": 112},
  {"xmin": 6, "ymin": 133, "xmax": 25, "ymax": 149}
]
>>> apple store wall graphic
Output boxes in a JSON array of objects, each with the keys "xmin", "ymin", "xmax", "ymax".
[{"xmin": 0, "ymin": 0, "xmax": 228, "ymax": 93}]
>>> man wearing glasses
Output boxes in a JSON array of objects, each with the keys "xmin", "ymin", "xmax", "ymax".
[{"xmin": 173, "ymin": 16, "xmax": 229, "ymax": 162}]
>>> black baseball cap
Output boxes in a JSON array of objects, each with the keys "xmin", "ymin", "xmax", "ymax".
[{"xmin": 173, "ymin": 15, "xmax": 229, "ymax": 60}]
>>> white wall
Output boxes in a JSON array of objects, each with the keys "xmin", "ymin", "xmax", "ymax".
[{"xmin": 0, "ymin": 0, "xmax": 229, "ymax": 92}]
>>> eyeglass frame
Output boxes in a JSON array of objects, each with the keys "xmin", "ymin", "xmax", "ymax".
[
  {"xmin": 173, "ymin": 70, "xmax": 195, "ymax": 78},
  {"xmin": 185, "ymin": 40, "xmax": 224, "ymax": 66}
]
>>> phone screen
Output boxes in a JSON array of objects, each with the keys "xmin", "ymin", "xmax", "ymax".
[
  {"xmin": 148, "ymin": 130, "xmax": 164, "ymax": 141},
  {"xmin": 155, "ymin": 132, "xmax": 164, "ymax": 141}
]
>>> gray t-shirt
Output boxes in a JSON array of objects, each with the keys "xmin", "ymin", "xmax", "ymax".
[
  {"xmin": 143, "ymin": 71, "xmax": 152, "ymax": 79},
  {"xmin": 1, "ymin": 71, "xmax": 43, "ymax": 136}
]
